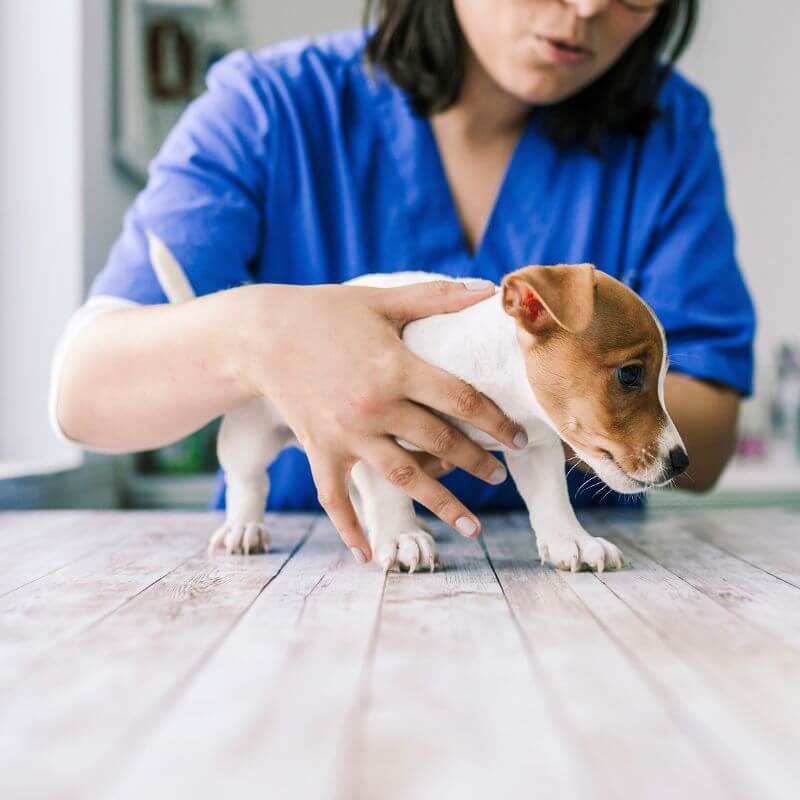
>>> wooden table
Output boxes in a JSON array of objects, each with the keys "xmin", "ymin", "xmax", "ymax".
[{"xmin": 1, "ymin": 509, "xmax": 799, "ymax": 800}]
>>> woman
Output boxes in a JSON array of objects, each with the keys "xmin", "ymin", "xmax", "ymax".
[{"xmin": 53, "ymin": 0, "xmax": 755, "ymax": 562}]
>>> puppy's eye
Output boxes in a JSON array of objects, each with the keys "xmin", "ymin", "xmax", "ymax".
[{"xmin": 616, "ymin": 364, "xmax": 643, "ymax": 389}]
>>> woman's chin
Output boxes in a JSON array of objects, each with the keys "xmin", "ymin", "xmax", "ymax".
[
  {"xmin": 492, "ymin": 53, "xmax": 606, "ymax": 107},
  {"xmin": 500, "ymin": 74, "xmax": 589, "ymax": 107}
]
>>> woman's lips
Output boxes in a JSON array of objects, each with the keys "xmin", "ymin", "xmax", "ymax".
[{"xmin": 533, "ymin": 35, "xmax": 593, "ymax": 65}]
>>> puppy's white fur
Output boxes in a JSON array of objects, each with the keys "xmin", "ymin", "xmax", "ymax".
[{"xmin": 147, "ymin": 234, "xmax": 677, "ymax": 572}]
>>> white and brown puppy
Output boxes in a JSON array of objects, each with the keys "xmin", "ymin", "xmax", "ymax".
[{"xmin": 147, "ymin": 234, "xmax": 688, "ymax": 573}]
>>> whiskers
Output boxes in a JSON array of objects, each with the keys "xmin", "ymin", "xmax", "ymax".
[
  {"xmin": 575, "ymin": 473, "xmax": 605, "ymax": 498},
  {"xmin": 621, "ymin": 490, "xmax": 647, "ymax": 505},
  {"xmin": 565, "ymin": 454, "xmax": 583, "ymax": 481},
  {"xmin": 593, "ymin": 483, "xmax": 616, "ymax": 503}
]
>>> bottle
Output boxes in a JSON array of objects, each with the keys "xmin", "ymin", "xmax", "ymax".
[{"xmin": 771, "ymin": 344, "xmax": 800, "ymax": 462}]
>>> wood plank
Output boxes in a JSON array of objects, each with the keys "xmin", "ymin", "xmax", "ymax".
[
  {"xmin": 104, "ymin": 516, "xmax": 386, "ymax": 800},
  {"xmin": 679, "ymin": 508, "xmax": 800, "ymax": 588},
  {"xmin": 0, "ymin": 512, "xmax": 225, "ymax": 690},
  {"xmin": 559, "ymin": 564, "xmax": 794, "ymax": 800},
  {"xmin": 347, "ymin": 519, "xmax": 586, "ymax": 800},
  {"xmin": 561, "ymin": 513, "xmax": 800, "ymax": 800},
  {"xmin": 0, "ymin": 513, "xmax": 315, "ymax": 800},
  {"xmin": 482, "ymin": 515, "xmax": 735, "ymax": 800},
  {"xmin": 608, "ymin": 515, "xmax": 800, "ymax": 722},
  {"xmin": 613, "ymin": 514, "xmax": 800, "ymax": 651},
  {"xmin": 0, "ymin": 511, "xmax": 124, "ymax": 596},
  {"xmin": 4, "ymin": 508, "xmax": 799, "ymax": 800}
]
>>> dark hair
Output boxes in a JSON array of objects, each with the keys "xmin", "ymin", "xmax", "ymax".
[{"xmin": 364, "ymin": 0, "xmax": 698, "ymax": 151}]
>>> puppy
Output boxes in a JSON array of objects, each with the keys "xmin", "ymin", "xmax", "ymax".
[{"xmin": 147, "ymin": 233, "xmax": 688, "ymax": 572}]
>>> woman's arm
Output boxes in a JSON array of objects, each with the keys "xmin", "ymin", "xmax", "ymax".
[
  {"xmin": 663, "ymin": 372, "xmax": 740, "ymax": 491},
  {"xmin": 56, "ymin": 288, "xmax": 257, "ymax": 452},
  {"xmin": 55, "ymin": 279, "xmax": 527, "ymax": 556}
]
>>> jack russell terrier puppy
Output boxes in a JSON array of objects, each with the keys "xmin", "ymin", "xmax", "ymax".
[{"xmin": 147, "ymin": 233, "xmax": 689, "ymax": 573}]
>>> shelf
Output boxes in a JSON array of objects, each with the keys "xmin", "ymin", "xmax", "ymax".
[
  {"xmin": 124, "ymin": 472, "xmax": 217, "ymax": 510},
  {"xmin": 716, "ymin": 454, "xmax": 800, "ymax": 492},
  {"xmin": 124, "ymin": 454, "xmax": 800, "ymax": 513},
  {"xmin": 647, "ymin": 453, "xmax": 800, "ymax": 509},
  {"xmin": 142, "ymin": 0, "xmax": 219, "ymax": 9}
]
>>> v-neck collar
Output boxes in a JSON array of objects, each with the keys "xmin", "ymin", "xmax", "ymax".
[
  {"xmin": 417, "ymin": 114, "xmax": 536, "ymax": 264},
  {"xmin": 369, "ymin": 68, "xmax": 547, "ymax": 278}
]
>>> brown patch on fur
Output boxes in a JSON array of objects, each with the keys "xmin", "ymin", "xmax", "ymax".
[{"xmin": 503, "ymin": 265, "xmax": 668, "ymax": 483}]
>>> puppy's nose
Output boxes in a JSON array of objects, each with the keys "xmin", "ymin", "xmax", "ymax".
[{"xmin": 668, "ymin": 446, "xmax": 689, "ymax": 478}]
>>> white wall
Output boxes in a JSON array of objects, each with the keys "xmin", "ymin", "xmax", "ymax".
[
  {"xmin": 0, "ymin": 1, "xmax": 85, "ymax": 472},
  {"xmin": 674, "ymin": 0, "xmax": 799, "ymax": 387},
  {"xmin": 239, "ymin": 0, "xmax": 362, "ymax": 50},
  {"xmin": 82, "ymin": 0, "xmax": 139, "ymax": 292}
]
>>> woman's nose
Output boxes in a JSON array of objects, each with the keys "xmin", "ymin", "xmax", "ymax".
[{"xmin": 562, "ymin": 0, "xmax": 612, "ymax": 18}]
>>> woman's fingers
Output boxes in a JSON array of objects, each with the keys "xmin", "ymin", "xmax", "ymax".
[
  {"xmin": 306, "ymin": 450, "xmax": 372, "ymax": 563},
  {"xmin": 363, "ymin": 438, "xmax": 482, "ymax": 538},
  {"xmin": 388, "ymin": 401, "xmax": 507, "ymax": 485},
  {"xmin": 376, "ymin": 278, "xmax": 497, "ymax": 327},
  {"xmin": 405, "ymin": 353, "xmax": 528, "ymax": 450}
]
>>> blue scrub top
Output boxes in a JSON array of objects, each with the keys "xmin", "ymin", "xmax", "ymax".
[{"xmin": 91, "ymin": 30, "xmax": 755, "ymax": 511}]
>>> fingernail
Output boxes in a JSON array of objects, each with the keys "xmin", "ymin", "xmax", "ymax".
[
  {"xmin": 455, "ymin": 516, "xmax": 479, "ymax": 537},
  {"xmin": 489, "ymin": 466, "xmax": 507, "ymax": 485},
  {"xmin": 513, "ymin": 431, "xmax": 528, "ymax": 449},
  {"xmin": 350, "ymin": 547, "xmax": 367, "ymax": 565},
  {"xmin": 463, "ymin": 278, "xmax": 495, "ymax": 292}
]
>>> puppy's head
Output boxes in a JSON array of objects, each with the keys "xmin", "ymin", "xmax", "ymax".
[{"xmin": 502, "ymin": 264, "xmax": 688, "ymax": 494}]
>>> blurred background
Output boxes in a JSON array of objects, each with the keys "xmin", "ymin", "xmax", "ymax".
[{"xmin": 1, "ymin": 0, "xmax": 798, "ymax": 510}]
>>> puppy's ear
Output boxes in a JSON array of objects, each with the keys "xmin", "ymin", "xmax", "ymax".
[{"xmin": 502, "ymin": 264, "xmax": 595, "ymax": 336}]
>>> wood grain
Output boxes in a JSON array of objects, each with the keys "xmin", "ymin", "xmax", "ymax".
[
  {"xmin": 579, "ymin": 513, "xmax": 800, "ymax": 799},
  {"xmin": 0, "ymin": 513, "xmax": 214, "ymax": 689},
  {"xmin": 108, "ymin": 516, "xmax": 386, "ymax": 800},
  {"xmin": 484, "ymin": 515, "xmax": 733, "ymax": 800},
  {"xmin": 0, "ymin": 511, "xmax": 124, "ymax": 596},
  {"xmin": 0, "ymin": 512, "xmax": 315, "ymax": 800},
  {"xmin": 2, "ymin": 509, "xmax": 800, "ymax": 800},
  {"xmin": 347, "ymin": 520, "xmax": 584, "ymax": 800}
]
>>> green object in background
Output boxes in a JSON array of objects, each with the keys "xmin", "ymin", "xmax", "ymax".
[
  {"xmin": 151, "ymin": 431, "xmax": 206, "ymax": 474},
  {"xmin": 138, "ymin": 420, "xmax": 220, "ymax": 475}
]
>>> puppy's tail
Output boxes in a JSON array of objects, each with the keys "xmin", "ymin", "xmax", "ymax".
[{"xmin": 146, "ymin": 231, "xmax": 197, "ymax": 303}]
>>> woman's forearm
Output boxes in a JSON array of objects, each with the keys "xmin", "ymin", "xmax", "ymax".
[
  {"xmin": 664, "ymin": 372, "xmax": 740, "ymax": 492},
  {"xmin": 55, "ymin": 286, "xmax": 263, "ymax": 452}
]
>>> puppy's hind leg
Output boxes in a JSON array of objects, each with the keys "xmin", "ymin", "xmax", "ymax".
[
  {"xmin": 209, "ymin": 397, "xmax": 289, "ymax": 555},
  {"xmin": 350, "ymin": 461, "xmax": 439, "ymax": 574}
]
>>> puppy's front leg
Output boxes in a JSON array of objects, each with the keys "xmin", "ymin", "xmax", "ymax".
[
  {"xmin": 505, "ymin": 439, "xmax": 625, "ymax": 572},
  {"xmin": 350, "ymin": 461, "xmax": 438, "ymax": 573}
]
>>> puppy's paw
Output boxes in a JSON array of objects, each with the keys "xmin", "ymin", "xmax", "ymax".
[
  {"xmin": 538, "ymin": 534, "xmax": 625, "ymax": 573},
  {"xmin": 374, "ymin": 529, "xmax": 438, "ymax": 574},
  {"xmin": 208, "ymin": 520, "xmax": 269, "ymax": 555}
]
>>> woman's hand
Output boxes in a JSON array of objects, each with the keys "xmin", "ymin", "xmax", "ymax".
[{"xmin": 238, "ymin": 279, "xmax": 528, "ymax": 562}]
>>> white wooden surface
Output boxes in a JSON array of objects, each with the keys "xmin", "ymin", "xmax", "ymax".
[{"xmin": 1, "ymin": 508, "xmax": 799, "ymax": 800}]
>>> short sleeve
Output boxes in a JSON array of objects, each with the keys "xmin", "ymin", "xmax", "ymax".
[
  {"xmin": 633, "ymin": 85, "xmax": 756, "ymax": 396},
  {"xmin": 89, "ymin": 50, "xmax": 273, "ymax": 304}
]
